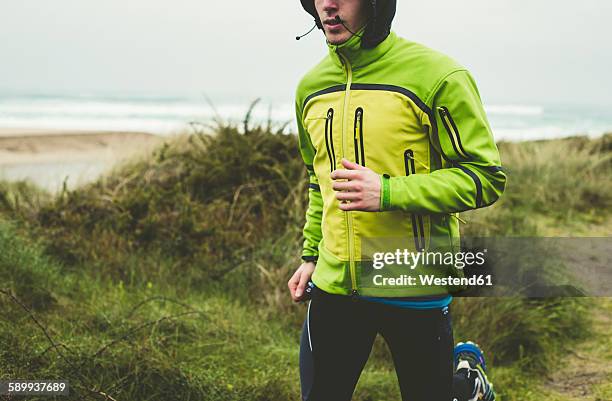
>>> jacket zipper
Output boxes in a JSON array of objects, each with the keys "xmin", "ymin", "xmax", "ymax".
[
  {"xmin": 353, "ymin": 107, "xmax": 365, "ymax": 166},
  {"xmin": 324, "ymin": 108, "xmax": 336, "ymax": 172},
  {"xmin": 337, "ymin": 51, "xmax": 358, "ymax": 296},
  {"xmin": 404, "ymin": 149, "xmax": 425, "ymax": 251},
  {"xmin": 438, "ymin": 106, "xmax": 469, "ymax": 160}
]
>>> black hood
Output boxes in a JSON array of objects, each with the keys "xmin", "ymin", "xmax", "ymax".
[{"xmin": 299, "ymin": 0, "xmax": 397, "ymax": 49}]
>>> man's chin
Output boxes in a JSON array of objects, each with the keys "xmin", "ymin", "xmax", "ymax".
[{"xmin": 326, "ymin": 33, "xmax": 352, "ymax": 46}]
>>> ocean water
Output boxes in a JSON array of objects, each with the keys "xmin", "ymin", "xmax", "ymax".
[
  {"xmin": 1, "ymin": 94, "xmax": 610, "ymax": 192},
  {"xmin": 0, "ymin": 94, "xmax": 611, "ymax": 141}
]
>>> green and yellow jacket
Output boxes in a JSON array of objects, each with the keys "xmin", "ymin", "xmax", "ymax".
[{"xmin": 296, "ymin": 29, "xmax": 506, "ymax": 298}]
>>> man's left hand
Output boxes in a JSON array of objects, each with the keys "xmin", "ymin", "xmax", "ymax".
[{"xmin": 331, "ymin": 158, "xmax": 382, "ymax": 212}]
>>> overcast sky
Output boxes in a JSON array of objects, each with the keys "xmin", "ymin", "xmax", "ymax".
[{"xmin": 0, "ymin": 0, "xmax": 610, "ymax": 106}]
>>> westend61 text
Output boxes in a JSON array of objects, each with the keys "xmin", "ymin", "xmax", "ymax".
[{"xmin": 372, "ymin": 274, "xmax": 493, "ymax": 287}]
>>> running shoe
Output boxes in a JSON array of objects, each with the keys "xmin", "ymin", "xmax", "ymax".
[{"xmin": 454, "ymin": 341, "xmax": 496, "ymax": 401}]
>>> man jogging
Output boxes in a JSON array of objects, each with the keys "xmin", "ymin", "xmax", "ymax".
[{"xmin": 288, "ymin": 1, "xmax": 506, "ymax": 400}]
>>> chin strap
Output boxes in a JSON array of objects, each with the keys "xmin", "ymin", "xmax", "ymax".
[{"xmin": 333, "ymin": 15, "xmax": 364, "ymax": 38}]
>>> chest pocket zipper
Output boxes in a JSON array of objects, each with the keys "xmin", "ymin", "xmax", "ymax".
[
  {"xmin": 438, "ymin": 106, "xmax": 470, "ymax": 160},
  {"xmin": 404, "ymin": 149, "xmax": 425, "ymax": 251},
  {"xmin": 354, "ymin": 107, "xmax": 365, "ymax": 166},
  {"xmin": 324, "ymin": 108, "xmax": 336, "ymax": 172}
]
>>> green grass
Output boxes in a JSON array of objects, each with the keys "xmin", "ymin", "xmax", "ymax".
[
  {"xmin": 0, "ymin": 219, "xmax": 303, "ymax": 400},
  {"xmin": 463, "ymin": 134, "xmax": 612, "ymax": 237},
  {"xmin": 0, "ymin": 118, "xmax": 610, "ymax": 400}
]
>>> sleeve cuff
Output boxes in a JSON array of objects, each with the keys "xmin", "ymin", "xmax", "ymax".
[
  {"xmin": 380, "ymin": 173, "xmax": 391, "ymax": 211},
  {"xmin": 301, "ymin": 255, "xmax": 318, "ymax": 262}
]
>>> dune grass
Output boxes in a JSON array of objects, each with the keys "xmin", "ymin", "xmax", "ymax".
[
  {"xmin": 463, "ymin": 134, "xmax": 612, "ymax": 237},
  {"xmin": 0, "ymin": 117, "xmax": 610, "ymax": 400}
]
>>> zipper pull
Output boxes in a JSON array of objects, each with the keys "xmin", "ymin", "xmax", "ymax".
[
  {"xmin": 404, "ymin": 151, "xmax": 430, "ymax": 172},
  {"xmin": 452, "ymin": 213, "xmax": 467, "ymax": 224},
  {"xmin": 354, "ymin": 109, "xmax": 362, "ymax": 141},
  {"xmin": 350, "ymin": 289, "xmax": 359, "ymax": 300}
]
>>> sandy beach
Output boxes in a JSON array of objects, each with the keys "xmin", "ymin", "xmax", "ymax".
[{"xmin": 0, "ymin": 128, "xmax": 164, "ymax": 192}]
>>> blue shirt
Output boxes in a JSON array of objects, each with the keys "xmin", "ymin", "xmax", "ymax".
[
  {"xmin": 360, "ymin": 294, "xmax": 453, "ymax": 309},
  {"xmin": 305, "ymin": 281, "xmax": 452, "ymax": 309}
]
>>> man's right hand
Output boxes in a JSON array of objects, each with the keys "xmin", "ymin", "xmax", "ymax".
[{"xmin": 288, "ymin": 261, "xmax": 316, "ymax": 302}]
